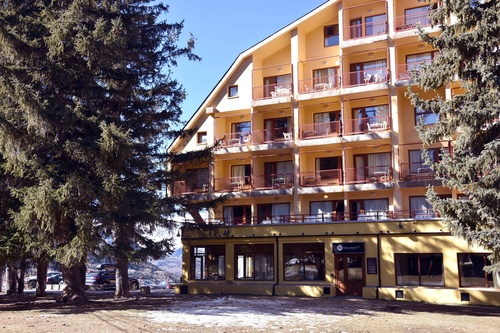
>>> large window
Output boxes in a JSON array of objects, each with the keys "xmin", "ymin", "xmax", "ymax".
[
  {"xmin": 458, "ymin": 253, "xmax": 494, "ymax": 288},
  {"xmin": 231, "ymin": 164, "xmax": 251, "ymax": 188},
  {"xmin": 264, "ymin": 117, "xmax": 290, "ymax": 142},
  {"xmin": 187, "ymin": 168, "xmax": 209, "ymax": 192},
  {"xmin": 284, "ymin": 243, "xmax": 325, "ymax": 281},
  {"xmin": 409, "ymin": 148, "xmax": 439, "ymax": 173},
  {"xmin": 405, "ymin": 6, "xmax": 431, "ymax": 27},
  {"xmin": 192, "ymin": 245, "xmax": 225, "ymax": 280},
  {"xmin": 264, "ymin": 160, "xmax": 293, "ymax": 188},
  {"xmin": 350, "ymin": 198, "xmax": 389, "ymax": 220},
  {"xmin": 257, "ymin": 203, "xmax": 290, "ymax": 224},
  {"xmin": 263, "ymin": 74, "xmax": 292, "ymax": 98},
  {"xmin": 316, "ymin": 156, "xmax": 342, "ymax": 183},
  {"xmin": 313, "ymin": 67, "xmax": 339, "ymax": 89},
  {"xmin": 324, "ymin": 24, "xmax": 339, "ymax": 46},
  {"xmin": 352, "ymin": 104, "xmax": 389, "ymax": 132},
  {"xmin": 415, "ymin": 106, "xmax": 439, "ymax": 125},
  {"xmin": 395, "ymin": 253, "xmax": 444, "ymax": 286},
  {"xmin": 406, "ymin": 51, "xmax": 439, "ymax": 72},
  {"xmin": 224, "ymin": 205, "xmax": 251, "ymax": 225},
  {"xmin": 350, "ymin": 60, "xmax": 387, "ymax": 86},
  {"xmin": 354, "ymin": 152, "xmax": 391, "ymax": 183},
  {"xmin": 235, "ymin": 244, "xmax": 274, "ymax": 281},
  {"xmin": 365, "ymin": 13, "xmax": 387, "ymax": 36}
]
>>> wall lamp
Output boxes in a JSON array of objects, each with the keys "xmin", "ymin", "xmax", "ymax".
[
  {"xmin": 398, "ymin": 221, "xmax": 403, "ymax": 230},
  {"xmin": 223, "ymin": 227, "xmax": 230, "ymax": 237}
]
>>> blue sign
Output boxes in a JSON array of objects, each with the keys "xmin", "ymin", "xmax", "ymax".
[{"xmin": 332, "ymin": 242, "xmax": 365, "ymax": 254}]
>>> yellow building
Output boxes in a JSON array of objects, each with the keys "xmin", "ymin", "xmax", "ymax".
[{"xmin": 168, "ymin": 0, "xmax": 500, "ymax": 306}]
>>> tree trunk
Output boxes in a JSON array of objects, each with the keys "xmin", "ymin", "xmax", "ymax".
[
  {"xmin": 0, "ymin": 261, "xmax": 4, "ymax": 292},
  {"xmin": 6, "ymin": 264, "xmax": 17, "ymax": 295},
  {"xmin": 114, "ymin": 257, "xmax": 131, "ymax": 298},
  {"xmin": 17, "ymin": 259, "xmax": 26, "ymax": 294},
  {"xmin": 36, "ymin": 259, "xmax": 48, "ymax": 297},
  {"xmin": 57, "ymin": 262, "xmax": 88, "ymax": 303}
]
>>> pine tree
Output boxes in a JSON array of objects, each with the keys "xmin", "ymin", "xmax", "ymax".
[
  {"xmin": 410, "ymin": 0, "xmax": 500, "ymax": 273},
  {"xmin": 0, "ymin": 0, "xmax": 216, "ymax": 301}
]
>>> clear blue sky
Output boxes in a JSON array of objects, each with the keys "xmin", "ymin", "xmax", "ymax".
[{"xmin": 165, "ymin": 1, "xmax": 327, "ymax": 124}]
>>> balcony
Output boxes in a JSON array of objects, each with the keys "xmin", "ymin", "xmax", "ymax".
[
  {"xmin": 182, "ymin": 209, "xmax": 440, "ymax": 226},
  {"xmin": 252, "ymin": 64, "xmax": 292, "ymax": 104},
  {"xmin": 215, "ymin": 132, "xmax": 252, "ymax": 148},
  {"xmin": 300, "ymin": 169, "xmax": 342, "ymax": 186},
  {"xmin": 214, "ymin": 176, "xmax": 251, "ymax": 193},
  {"xmin": 252, "ymin": 173, "xmax": 294, "ymax": 190},
  {"xmin": 344, "ymin": 19, "xmax": 387, "ymax": 41},
  {"xmin": 343, "ymin": 66, "xmax": 388, "ymax": 89},
  {"xmin": 173, "ymin": 180, "xmax": 208, "ymax": 195},
  {"xmin": 299, "ymin": 121, "xmax": 341, "ymax": 139},
  {"xmin": 343, "ymin": 115, "xmax": 389, "ymax": 136},
  {"xmin": 298, "ymin": 75, "xmax": 340, "ymax": 95},
  {"xmin": 345, "ymin": 165, "xmax": 392, "ymax": 184},
  {"xmin": 394, "ymin": 9, "xmax": 433, "ymax": 32},
  {"xmin": 400, "ymin": 162, "xmax": 436, "ymax": 182},
  {"xmin": 252, "ymin": 127, "xmax": 292, "ymax": 144}
]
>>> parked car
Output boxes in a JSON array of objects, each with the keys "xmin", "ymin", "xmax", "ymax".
[
  {"xmin": 140, "ymin": 279, "xmax": 161, "ymax": 289},
  {"xmin": 25, "ymin": 272, "xmax": 62, "ymax": 289},
  {"xmin": 47, "ymin": 273, "xmax": 63, "ymax": 284},
  {"xmin": 85, "ymin": 265, "xmax": 139, "ymax": 290}
]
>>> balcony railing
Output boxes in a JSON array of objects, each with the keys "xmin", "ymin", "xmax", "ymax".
[
  {"xmin": 172, "ymin": 180, "xmax": 208, "ymax": 195},
  {"xmin": 343, "ymin": 115, "xmax": 389, "ymax": 135},
  {"xmin": 252, "ymin": 127, "xmax": 292, "ymax": 144},
  {"xmin": 343, "ymin": 66, "xmax": 387, "ymax": 88},
  {"xmin": 394, "ymin": 10, "xmax": 433, "ymax": 32},
  {"xmin": 298, "ymin": 74, "xmax": 340, "ymax": 94},
  {"xmin": 345, "ymin": 165, "xmax": 392, "ymax": 184},
  {"xmin": 252, "ymin": 82, "xmax": 292, "ymax": 101},
  {"xmin": 252, "ymin": 173, "xmax": 294, "ymax": 190},
  {"xmin": 215, "ymin": 132, "xmax": 252, "ymax": 147},
  {"xmin": 214, "ymin": 176, "xmax": 251, "ymax": 192},
  {"xmin": 400, "ymin": 162, "xmax": 436, "ymax": 181},
  {"xmin": 299, "ymin": 121, "xmax": 341, "ymax": 139},
  {"xmin": 182, "ymin": 209, "xmax": 440, "ymax": 226},
  {"xmin": 345, "ymin": 18, "xmax": 387, "ymax": 41},
  {"xmin": 300, "ymin": 169, "xmax": 342, "ymax": 186}
]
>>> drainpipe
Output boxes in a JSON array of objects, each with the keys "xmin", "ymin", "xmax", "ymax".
[
  {"xmin": 272, "ymin": 235, "xmax": 280, "ymax": 296},
  {"xmin": 376, "ymin": 233, "xmax": 381, "ymax": 299}
]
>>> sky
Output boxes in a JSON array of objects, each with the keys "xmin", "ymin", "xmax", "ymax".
[{"xmin": 165, "ymin": 0, "xmax": 328, "ymax": 125}]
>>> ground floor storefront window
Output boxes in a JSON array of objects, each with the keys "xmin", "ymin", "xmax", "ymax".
[
  {"xmin": 458, "ymin": 253, "xmax": 494, "ymax": 287},
  {"xmin": 284, "ymin": 243, "xmax": 325, "ymax": 281},
  {"xmin": 235, "ymin": 244, "xmax": 274, "ymax": 280},
  {"xmin": 395, "ymin": 253, "xmax": 444, "ymax": 286},
  {"xmin": 191, "ymin": 245, "xmax": 225, "ymax": 280}
]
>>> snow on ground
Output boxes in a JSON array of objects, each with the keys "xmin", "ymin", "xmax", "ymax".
[{"xmin": 141, "ymin": 295, "xmax": 350, "ymax": 331}]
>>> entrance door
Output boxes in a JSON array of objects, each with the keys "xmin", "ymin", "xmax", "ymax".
[{"xmin": 335, "ymin": 254, "xmax": 365, "ymax": 296}]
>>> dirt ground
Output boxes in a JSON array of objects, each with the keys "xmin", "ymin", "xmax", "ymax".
[{"xmin": 1, "ymin": 289, "xmax": 499, "ymax": 333}]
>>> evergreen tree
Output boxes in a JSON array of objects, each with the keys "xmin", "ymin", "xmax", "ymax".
[
  {"xmin": 410, "ymin": 0, "xmax": 500, "ymax": 273},
  {"xmin": 0, "ymin": 0, "xmax": 217, "ymax": 301}
]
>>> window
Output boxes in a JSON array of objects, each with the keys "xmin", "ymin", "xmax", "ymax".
[
  {"xmin": 353, "ymin": 152, "xmax": 391, "ymax": 183},
  {"xmin": 228, "ymin": 85, "xmax": 238, "ymax": 98},
  {"xmin": 409, "ymin": 148, "xmax": 439, "ymax": 173},
  {"xmin": 324, "ymin": 24, "xmax": 339, "ymax": 46},
  {"xmin": 350, "ymin": 198, "xmax": 389, "ymax": 220},
  {"xmin": 264, "ymin": 160, "xmax": 293, "ymax": 187},
  {"xmin": 284, "ymin": 243, "xmax": 325, "ymax": 281},
  {"xmin": 395, "ymin": 253, "xmax": 444, "ymax": 286},
  {"xmin": 197, "ymin": 131, "xmax": 207, "ymax": 144},
  {"xmin": 231, "ymin": 164, "xmax": 251, "ymax": 187},
  {"xmin": 224, "ymin": 205, "xmax": 251, "ymax": 225},
  {"xmin": 313, "ymin": 67, "xmax": 340, "ymax": 89},
  {"xmin": 230, "ymin": 121, "xmax": 251, "ymax": 144},
  {"xmin": 316, "ymin": 156, "xmax": 341, "ymax": 182},
  {"xmin": 365, "ymin": 14, "xmax": 387, "ymax": 36},
  {"xmin": 257, "ymin": 203, "xmax": 290, "ymax": 224},
  {"xmin": 235, "ymin": 244, "xmax": 274, "ymax": 280},
  {"xmin": 186, "ymin": 168, "xmax": 209, "ymax": 192},
  {"xmin": 415, "ymin": 106, "xmax": 439, "ymax": 125},
  {"xmin": 264, "ymin": 117, "xmax": 290, "ymax": 142},
  {"xmin": 406, "ymin": 51, "xmax": 439, "ymax": 71},
  {"xmin": 192, "ymin": 245, "xmax": 225, "ymax": 280},
  {"xmin": 405, "ymin": 6, "xmax": 431, "ymax": 27},
  {"xmin": 313, "ymin": 111, "xmax": 341, "ymax": 135},
  {"xmin": 350, "ymin": 18, "xmax": 362, "ymax": 39},
  {"xmin": 352, "ymin": 104, "xmax": 389, "ymax": 132},
  {"xmin": 350, "ymin": 60, "xmax": 387, "ymax": 86},
  {"xmin": 263, "ymin": 74, "xmax": 292, "ymax": 98},
  {"xmin": 458, "ymin": 253, "xmax": 494, "ymax": 287},
  {"xmin": 410, "ymin": 196, "xmax": 435, "ymax": 217}
]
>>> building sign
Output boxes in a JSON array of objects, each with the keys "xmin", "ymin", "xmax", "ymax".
[
  {"xmin": 367, "ymin": 257, "xmax": 378, "ymax": 274},
  {"xmin": 332, "ymin": 242, "xmax": 365, "ymax": 254}
]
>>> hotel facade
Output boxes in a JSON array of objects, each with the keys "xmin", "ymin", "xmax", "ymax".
[{"xmin": 168, "ymin": 0, "xmax": 500, "ymax": 306}]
